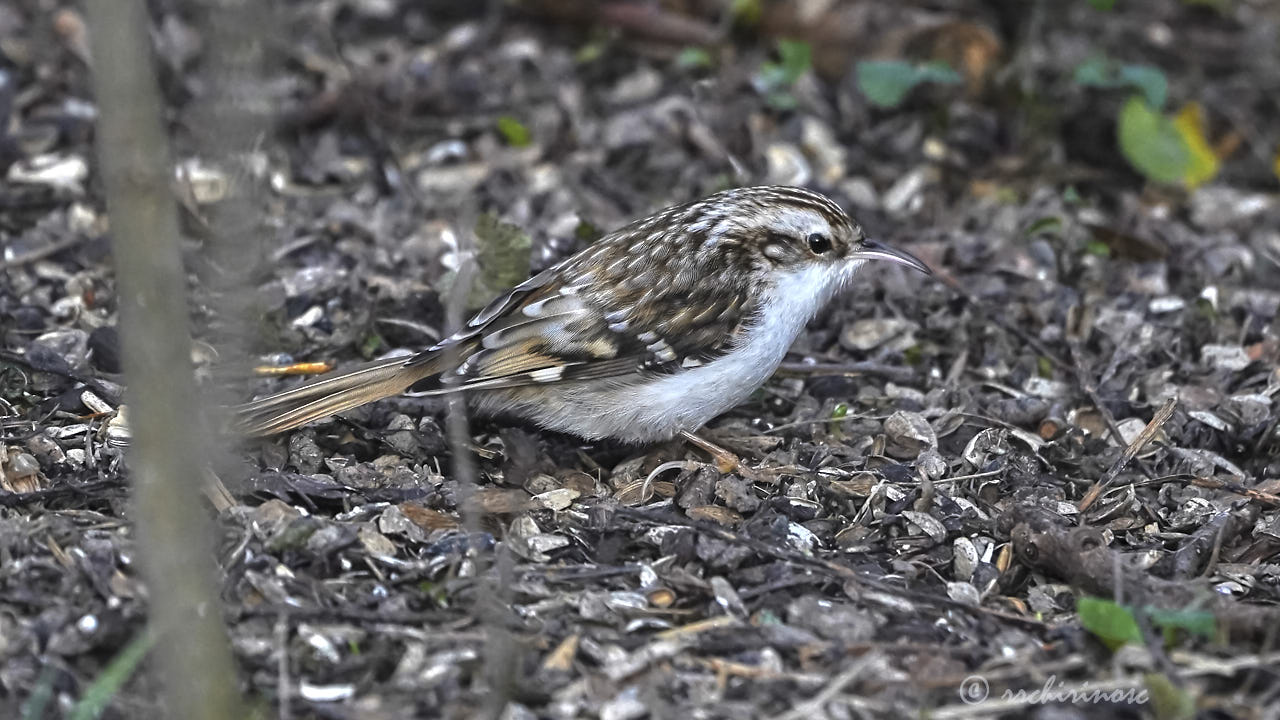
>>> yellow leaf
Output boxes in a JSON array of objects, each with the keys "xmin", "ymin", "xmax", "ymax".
[
  {"xmin": 1274, "ymin": 145, "xmax": 1280, "ymax": 183},
  {"xmin": 1172, "ymin": 102, "xmax": 1219, "ymax": 189}
]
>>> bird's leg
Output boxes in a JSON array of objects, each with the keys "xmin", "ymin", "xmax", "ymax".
[{"xmin": 679, "ymin": 430, "xmax": 742, "ymax": 474}]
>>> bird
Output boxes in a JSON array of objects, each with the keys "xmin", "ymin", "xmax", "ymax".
[{"xmin": 232, "ymin": 185, "xmax": 930, "ymax": 456}]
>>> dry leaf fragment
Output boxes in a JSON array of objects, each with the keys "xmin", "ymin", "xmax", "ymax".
[{"xmin": 397, "ymin": 502, "xmax": 460, "ymax": 531}]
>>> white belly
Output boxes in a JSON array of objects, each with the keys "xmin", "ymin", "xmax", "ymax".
[{"xmin": 473, "ymin": 260, "xmax": 862, "ymax": 443}]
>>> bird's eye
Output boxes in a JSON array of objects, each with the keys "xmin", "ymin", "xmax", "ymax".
[{"xmin": 807, "ymin": 233, "xmax": 832, "ymax": 254}]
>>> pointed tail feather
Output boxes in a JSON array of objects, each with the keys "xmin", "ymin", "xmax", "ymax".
[{"xmin": 233, "ymin": 354, "xmax": 441, "ymax": 436}]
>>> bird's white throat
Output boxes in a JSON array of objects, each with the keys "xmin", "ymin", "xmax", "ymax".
[{"xmin": 680, "ymin": 257, "xmax": 865, "ymax": 411}]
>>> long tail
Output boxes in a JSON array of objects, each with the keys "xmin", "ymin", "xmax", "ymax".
[{"xmin": 233, "ymin": 355, "xmax": 442, "ymax": 436}]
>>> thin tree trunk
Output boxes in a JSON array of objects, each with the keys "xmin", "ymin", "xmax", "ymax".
[{"xmin": 84, "ymin": 0, "xmax": 243, "ymax": 716}]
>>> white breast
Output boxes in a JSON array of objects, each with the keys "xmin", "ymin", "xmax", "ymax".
[{"xmin": 521, "ymin": 259, "xmax": 864, "ymax": 442}]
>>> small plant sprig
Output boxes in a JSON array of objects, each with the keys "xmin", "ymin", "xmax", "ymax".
[
  {"xmin": 855, "ymin": 59, "xmax": 962, "ymax": 109},
  {"xmin": 1074, "ymin": 54, "xmax": 1219, "ymax": 187},
  {"xmin": 753, "ymin": 39, "xmax": 813, "ymax": 110}
]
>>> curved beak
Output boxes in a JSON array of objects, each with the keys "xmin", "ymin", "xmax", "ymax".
[{"xmin": 851, "ymin": 238, "xmax": 931, "ymax": 275}]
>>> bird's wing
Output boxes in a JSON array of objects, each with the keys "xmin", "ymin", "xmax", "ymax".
[{"xmin": 406, "ymin": 244, "xmax": 761, "ymax": 394}]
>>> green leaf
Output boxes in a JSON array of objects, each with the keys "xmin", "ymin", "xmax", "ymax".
[
  {"xmin": 70, "ymin": 628, "xmax": 157, "ymax": 720},
  {"xmin": 754, "ymin": 64, "xmax": 788, "ymax": 90},
  {"xmin": 827, "ymin": 402, "xmax": 849, "ymax": 439},
  {"xmin": 857, "ymin": 60, "xmax": 925, "ymax": 108},
  {"xmin": 495, "ymin": 115, "xmax": 531, "ymax": 147},
  {"xmin": 1074, "ymin": 56, "xmax": 1168, "ymax": 109},
  {"xmin": 1172, "ymin": 102, "xmax": 1220, "ymax": 188},
  {"xmin": 917, "ymin": 61, "xmax": 964, "ymax": 85},
  {"xmin": 575, "ymin": 38, "xmax": 606, "ymax": 64},
  {"xmin": 1024, "ymin": 216, "xmax": 1063, "ymax": 237},
  {"xmin": 436, "ymin": 214, "xmax": 533, "ymax": 308},
  {"xmin": 709, "ymin": 172, "xmax": 735, "ymax": 193},
  {"xmin": 574, "ymin": 219, "xmax": 603, "ymax": 243},
  {"xmin": 1086, "ymin": 240, "xmax": 1112, "ymax": 257},
  {"xmin": 1118, "ymin": 96, "xmax": 1190, "ymax": 184},
  {"xmin": 1148, "ymin": 607, "xmax": 1217, "ymax": 640},
  {"xmin": 755, "ymin": 41, "xmax": 811, "ymax": 87},
  {"xmin": 1037, "ymin": 356, "xmax": 1053, "ymax": 378},
  {"xmin": 753, "ymin": 41, "xmax": 812, "ymax": 110},
  {"xmin": 1087, "ymin": 0, "xmax": 1117, "ymax": 9},
  {"xmin": 20, "ymin": 665, "xmax": 57, "ymax": 720},
  {"xmin": 675, "ymin": 47, "xmax": 713, "ymax": 70},
  {"xmin": 1073, "ymin": 55, "xmax": 1113, "ymax": 88},
  {"xmin": 1077, "ymin": 596, "xmax": 1143, "ymax": 650},
  {"xmin": 902, "ymin": 344, "xmax": 923, "ymax": 365},
  {"xmin": 765, "ymin": 90, "xmax": 799, "ymax": 110},
  {"xmin": 1144, "ymin": 673, "xmax": 1197, "ymax": 720},
  {"xmin": 417, "ymin": 580, "xmax": 450, "ymax": 607},
  {"xmin": 730, "ymin": 0, "xmax": 763, "ymax": 26},
  {"xmin": 1118, "ymin": 64, "xmax": 1168, "ymax": 108},
  {"xmin": 470, "ymin": 213, "xmax": 533, "ymax": 306},
  {"xmin": 1080, "ymin": 597, "xmax": 1217, "ymax": 656},
  {"xmin": 754, "ymin": 608, "xmax": 781, "ymax": 624},
  {"xmin": 360, "ymin": 331, "xmax": 384, "ymax": 359},
  {"xmin": 855, "ymin": 60, "xmax": 961, "ymax": 109},
  {"xmin": 776, "ymin": 40, "xmax": 812, "ymax": 80},
  {"xmin": 473, "ymin": 213, "xmax": 532, "ymax": 291}
]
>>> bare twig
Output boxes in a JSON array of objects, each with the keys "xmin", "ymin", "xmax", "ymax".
[
  {"xmin": 1078, "ymin": 397, "xmax": 1176, "ymax": 513},
  {"xmin": 1067, "ymin": 339, "xmax": 1155, "ymax": 481},
  {"xmin": 276, "ymin": 613, "xmax": 291, "ymax": 720},
  {"xmin": 0, "ymin": 233, "xmax": 88, "ymax": 270},
  {"xmin": 1189, "ymin": 476, "xmax": 1280, "ymax": 507},
  {"xmin": 768, "ymin": 653, "xmax": 883, "ymax": 720},
  {"xmin": 0, "ymin": 348, "xmax": 120, "ymax": 403},
  {"xmin": 184, "ymin": 0, "xmax": 274, "ymax": 490},
  {"xmin": 597, "ymin": 2, "xmax": 721, "ymax": 45},
  {"xmin": 776, "ymin": 360, "xmax": 917, "ymax": 383},
  {"xmin": 0, "ymin": 478, "xmax": 124, "ymax": 507},
  {"xmin": 445, "ymin": 223, "xmax": 516, "ymax": 720}
]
